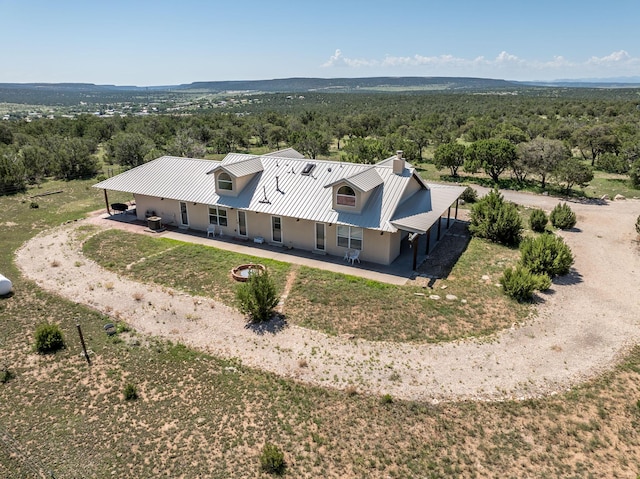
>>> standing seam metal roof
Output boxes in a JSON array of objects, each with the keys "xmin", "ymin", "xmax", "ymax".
[{"xmin": 94, "ymin": 153, "xmax": 463, "ymax": 234}]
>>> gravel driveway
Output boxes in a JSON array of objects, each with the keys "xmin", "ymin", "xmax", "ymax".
[{"xmin": 15, "ymin": 190, "xmax": 640, "ymax": 402}]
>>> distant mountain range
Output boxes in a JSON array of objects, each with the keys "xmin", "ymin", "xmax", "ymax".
[{"xmin": 1, "ymin": 76, "xmax": 640, "ymax": 106}]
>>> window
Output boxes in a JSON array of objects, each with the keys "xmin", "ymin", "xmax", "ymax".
[
  {"xmin": 208, "ymin": 206, "xmax": 228, "ymax": 227},
  {"xmin": 217, "ymin": 172, "xmax": 233, "ymax": 191},
  {"xmin": 337, "ymin": 225, "xmax": 362, "ymax": 250},
  {"xmin": 336, "ymin": 185, "xmax": 356, "ymax": 207}
]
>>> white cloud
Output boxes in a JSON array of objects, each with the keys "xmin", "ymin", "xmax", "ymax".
[
  {"xmin": 587, "ymin": 50, "xmax": 633, "ymax": 64},
  {"xmin": 321, "ymin": 49, "xmax": 640, "ymax": 80},
  {"xmin": 322, "ymin": 49, "xmax": 375, "ymax": 68}
]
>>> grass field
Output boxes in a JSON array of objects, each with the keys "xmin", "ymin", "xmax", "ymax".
[
  {"xmin": 82, "ymin": 228, "xmax": 528, "ymax": 343},
  {"xmin": 2, "ymin": 178, "xmax": 640, "ymax": 477}
]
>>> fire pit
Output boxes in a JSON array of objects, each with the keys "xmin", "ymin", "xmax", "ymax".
[{"xmin": 231, "ymin": 264, "xmax": 266, "ymax": 282}]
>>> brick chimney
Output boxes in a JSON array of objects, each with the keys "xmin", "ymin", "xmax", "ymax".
[{"xmin": 392, "ymin": 150, "xmax": 404, "ymax": 175}]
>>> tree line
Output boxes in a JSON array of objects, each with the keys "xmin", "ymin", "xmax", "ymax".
[{"xmin": 1, "ymin": 90, "xmax": 640, "ymax": 195}]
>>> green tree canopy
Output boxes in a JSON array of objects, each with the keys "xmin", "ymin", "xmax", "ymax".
[
  {"xmin": 464, "ymin": 138, "xmax": 517, "ymax": 183},
  {"xmin": 433, "ymin": 142, "xmax": 466, "ymax": 177}
]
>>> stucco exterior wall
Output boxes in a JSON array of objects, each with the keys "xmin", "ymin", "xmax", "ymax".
[{"xmin": 133, "ymin": 194, "xmax": 399, "ymax": 265}]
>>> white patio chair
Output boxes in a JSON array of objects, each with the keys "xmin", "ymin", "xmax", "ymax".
[
  {"xmin": 348, "ymin": 249, "xmax": 360, "ymax": 265},
  {"xmin": 344, "ymin": 249, "xmax": 352, "ymax": 262},
  {"xmin": 206, "ymin": 224, "xmax": 216, "ymax": 238}
]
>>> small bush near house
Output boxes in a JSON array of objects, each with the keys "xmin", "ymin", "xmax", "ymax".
[
  {"xmin": 501, "ymin": 264, "xmax": 551, "ymax": 302},
  {"xmin": 550, "ymin": 203, "xmax": 577, "ymax": 230},
  {"xmin": 469, "ymin": 188, "xmax": 522, "ymax": 246},
  {"xmin": 529, "ymin": 208, "xmax": 548, "ymax": 233},
  {"xmin": 236, "ymin": 270, "xmax": 279, "ymax": 323},
  {"xmin": 123, "ymin": 383, "xmax": 138, "ymax": 401},
  {"xmin": 519, "ymin": 234, "xmax": 574, "ymax": 278},
  {"xmin": 259, "ymin": 443, "xmax": 286, "ymax": 475},
  {"xmin": 34, "ymin": 323, "xmax": 65, "ymax": 354},
  {"xmin": 460, "ymin": 186, "xmax": 478, "ymax": 203}
]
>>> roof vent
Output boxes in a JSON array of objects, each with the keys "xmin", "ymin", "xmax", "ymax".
[{"xmin": 301, "ymin": 163, "xmax": 316, "ymax": 176}]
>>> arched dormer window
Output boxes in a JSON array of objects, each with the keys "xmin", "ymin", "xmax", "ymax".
[
  {"xmin": 336, "ymin": 185, "xmax": 356, "ymax": 207},
  {"xmin": 218, "ymin": 172, "xmax": 233, "ymax": 191}
]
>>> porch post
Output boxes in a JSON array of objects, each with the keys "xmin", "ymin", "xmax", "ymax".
[
  {"xmin": 455, "ymin": 198, "xmax": 459, "ymax": 220},
  {"xmin": 437, "ymin": 216, "xmax": 442, "ymax": 241},
  {"xmin": 425, "ymin": 227, "xmax": 431, "ymax": 255},
  {"xmin": 412, "ymin": 235, "xmax": 418, "ymax": 271},
  {"xmin": 446, "ymin": 206, "xmax": 451, "ymax": 228},
  {"xmin": 103, "ymin": 189, "xmax": 111, "ymax": 215}
]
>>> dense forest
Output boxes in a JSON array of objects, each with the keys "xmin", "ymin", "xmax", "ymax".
[{"xmin": 1, "ymin": 89, "xmax": 640, "ymax": 196}]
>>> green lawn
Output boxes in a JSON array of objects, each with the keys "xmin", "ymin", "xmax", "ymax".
[{"xmin": 82, "ymin": 229, "xmax": 528, "ymax": 343}]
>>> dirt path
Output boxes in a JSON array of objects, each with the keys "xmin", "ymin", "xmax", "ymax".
[{"xmin": 15, "ymin": 192, "xmax": 640, "ymax": 402}]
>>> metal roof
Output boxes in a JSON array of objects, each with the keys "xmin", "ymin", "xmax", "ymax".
[
  {"xmin": 93, "ymin": 156, "xmax": 221, "ymax": 205},
  {"xmin": 325, "ymin": 166, "xmax": 383, "ymax": 192},
  {"xmin": 94, "ymin": 153, "xmax": 463, "ymax": 234},
  {"xmin": 263, "ymin": 147, "xmax": 305, "ymax": 159},
  {"xmin": 390, "ymin": 184, "xmax": 466, "ymax": 234},
  {"xmin": 215, "ymin": 156, "xmax": 264, "ymax": 178}
]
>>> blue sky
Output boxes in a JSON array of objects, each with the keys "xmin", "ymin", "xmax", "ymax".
[{"xmin": 2, "ymin": 0, "xmax": 639, "ymax": 85}]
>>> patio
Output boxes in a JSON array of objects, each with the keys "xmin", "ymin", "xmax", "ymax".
[{"xmin": 96, "ymin": 209, "xmax": 466, "ymax": 286}]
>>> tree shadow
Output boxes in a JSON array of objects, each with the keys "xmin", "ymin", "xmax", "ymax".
[
  {"xmin": 552, "ymin": 268, "xmax": 584, "ymax": 286},
  {"xmin": 0, "ymin": 292, "xmax": 14, "ymax": 300},
  {"xmin": 245, "ymin": 314, "xmax": 288, "ymax": 335}
]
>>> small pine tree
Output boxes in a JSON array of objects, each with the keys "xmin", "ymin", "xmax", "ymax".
[
  {"xmin": 529, "ymin": 208, "xmax": 548, "ymax": 233},
  {"xmin": 259, "ymin": 443, "xmax": 286, "ymax": 475},
  {"xmin": 501, "ymin": 264, "xmax": 551, "ymax": 302},
  {"xmin": 34, "ymin": 323, "xmax": 65, "ymax": 354},
  {"xmin": 519, "ymin": 234, "xmax": 574, "ymax": 278},
  {"xmin": 460, "ymin": 186, "xmax": 478, "ymax": 203},
  {"xmin": 469, "ymin": 188, "xmax": 522, "ymax": 246},
  {"xmin": 550, "ymin": 203, "xmax": 577, "ymax": 230},
  {"xmin": 236, "ymin": 269, "xmax": 279, "ymax": 323}
]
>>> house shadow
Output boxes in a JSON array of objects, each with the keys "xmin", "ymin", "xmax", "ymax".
[
  {"xmin": 415, "ymin": 220, "xmax": 471, "ymax": 280},
  {"xmin": 244, "ymin": 314, "xmax": 288, "ymax": 335}
]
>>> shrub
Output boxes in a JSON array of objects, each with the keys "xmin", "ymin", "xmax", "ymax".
[
  {"xmin": 123, "ymin": 383, "xmax": 138, "ymax": 401},
  {"xmin": 519, "ymin": 234, "xmax": 574, "ymax": 277},
  {"xmin": 550, "ymin": 203, "xmax": 577, "ymax": 230},
  {"xmin": 636, "ymin": 215, "xmax": 640, "ymax": 235},
  {"xmin": 30, "ymin": 201, "xmax": 39, "ymax": 209},
  {"xmin": 460, "ymin": 186, "xmax": 478, "ymax": 203},
  {"xmin": 501, "ymin": 264, "xmax": 551, "ymax": 302},
  {"xmin": 529, "ymin": 208, "xmax": 548, "ymax": 233},
  {"xmin": 381, "ymin": 393, "xmax": 394, "ymax": 404},
  {"xmin": 34, "ymin": 323, "xmax": 65, "ymax": 354},
  {"xmin": 259, "ymin": 442, "xmax": 286, "ymax": 475},
  {"xmin": 236, "ymin": 269, "xmax": 279, "ymax": 323},
  {"xmin": 596, "ymin": 153, "xmax": 629, "ymax": 174},
  {"xmin": 631, "ymin": 159, "xmax": 640, "ymax": 188},
  {"xmin": 0, "ymin": 367, "xmax": 15, "ymax": 384},
  {"xmin": 469, "ymin": 188, "xmax": 522, "ymax": 246}
]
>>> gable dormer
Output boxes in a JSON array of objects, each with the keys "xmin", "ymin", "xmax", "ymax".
[
  {"xmin": 208, "ymin": 156, "xmax": 263, "ymax": 197},
  {"xmin": 326, "ymin": 167, "xmax": 383, "ymax": 213}
]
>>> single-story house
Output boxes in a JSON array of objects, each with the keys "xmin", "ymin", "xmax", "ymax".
[{"xmin": 94, "ymin": 149, "xmax": 465, "ymax": 267}]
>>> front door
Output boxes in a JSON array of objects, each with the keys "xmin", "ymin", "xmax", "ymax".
[
  {"xmin": 179, "ymin": 202, "xmax": 189, "ymax": 226},
  {"xmin": 237, "ymin": 210, "xmax": 247, "ymax": 237},
  {"xmin": 315, "ymin": 223, "xmax": 325, "ymax": 251},
  {"xmin": 271, "ymin": 216, "xmax": 282, "ymax": 243}
]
